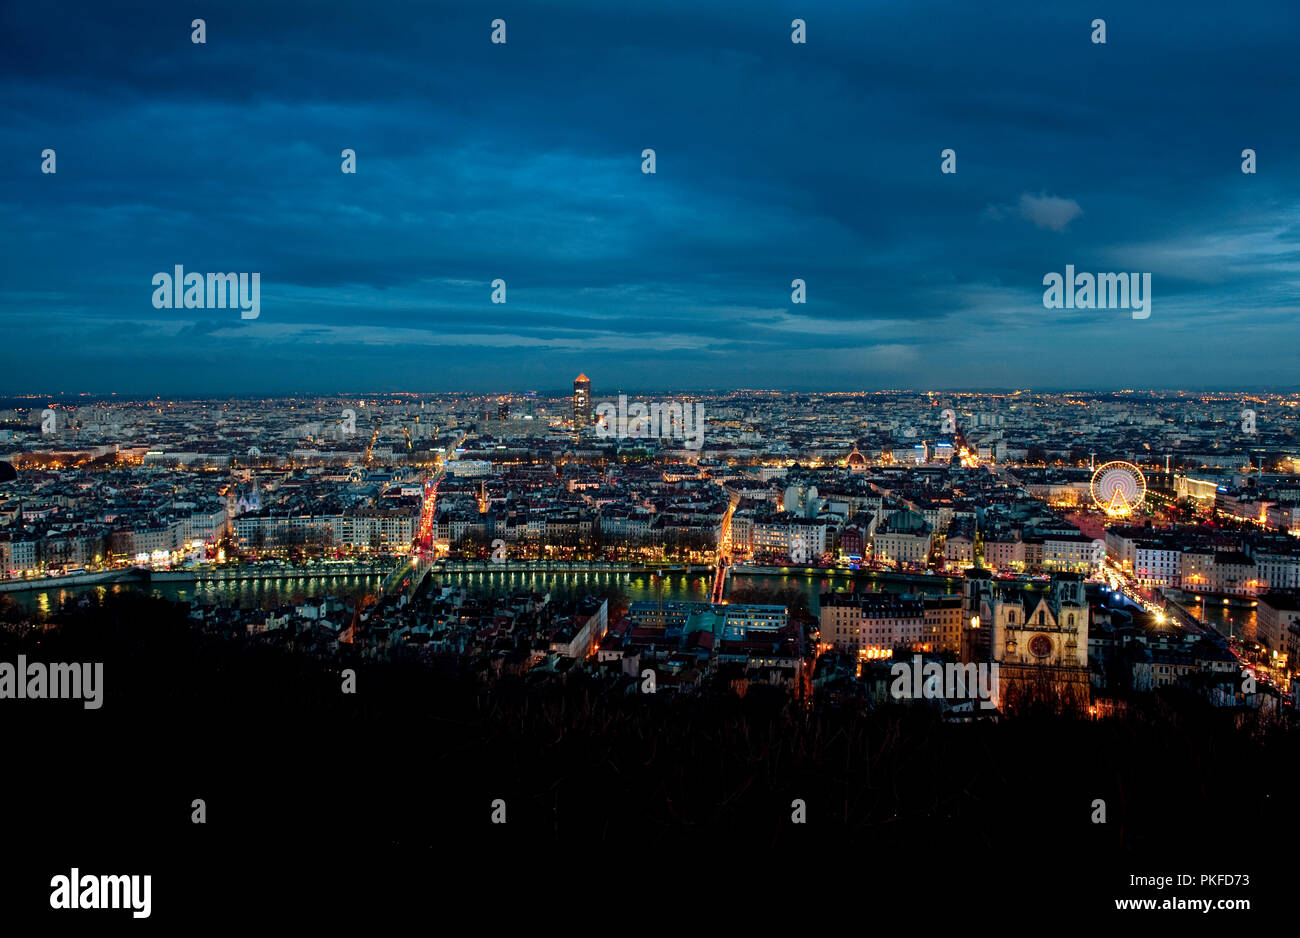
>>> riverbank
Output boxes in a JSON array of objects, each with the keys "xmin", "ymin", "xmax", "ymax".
[
  {"xmin": 434, "ymin": 560, "xmax": 711, "ymax": 574},
  {"xmin": 733, "ymin": 564, "xmax": 968, "ymax": 587},
  {"xmin": 0, "ymin": 561, "xmax": 398, "ymax": 594},
  {"xmin": 0, "ymin": 568, "xmax": 140, "ymax": 593},
  {"xmin": 1, "ymin": 558, "xmax": 979, "ymax": 595}
]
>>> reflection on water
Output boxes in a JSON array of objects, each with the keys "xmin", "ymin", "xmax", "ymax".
[
  {"xmin": 425, "ymin": 569, "xmax": 960, "ymax": 611},
  {"xmin": 1183, "ymin": 597, "xmax": 1257, "ymax": 640},
  {"xmin": 730, "ymin": 573, "xmax": 961, "ymax": 611},
  {"xmin": 429, "ymin": 570, "xmax": 712, "ymax": 605},
  {"xmin": 7, "ymin": 568, "xmax": 966, "ymax": 619},
  {"xmin": 8, "ymin": 575, "xmax": 385, "ymax": 617},
  {"xmin": 175, "ymin": 575, "xmax": 384, "ymax": 610}
]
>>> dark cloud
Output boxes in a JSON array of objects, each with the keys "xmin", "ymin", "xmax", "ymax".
[{"xmin": 1, "ymin": 0, "xmax": 1299, "ymax": 392}]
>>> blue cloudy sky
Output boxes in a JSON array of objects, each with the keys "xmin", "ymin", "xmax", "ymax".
[{"xmin": 2, "ymin": 0, "xmax": 1298, "ymax": 394}]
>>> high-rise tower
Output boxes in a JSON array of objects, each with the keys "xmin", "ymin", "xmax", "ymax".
[{"xmin": 573, "ymin": 373, "xmax": 591, "ymax": 428}]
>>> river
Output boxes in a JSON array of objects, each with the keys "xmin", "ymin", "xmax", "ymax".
[{"xmin": 4, "ymin": 567, "xmax": 965, "ymax": 617}]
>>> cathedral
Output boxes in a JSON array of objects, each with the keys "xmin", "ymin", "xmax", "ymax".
[
  {"xmin": 964, "ymin": 570, "xmax": 1092, "ymax": 714},
  {"xmin": 228, "ymin": 477, "xmax": 262, "ymax": 517}
]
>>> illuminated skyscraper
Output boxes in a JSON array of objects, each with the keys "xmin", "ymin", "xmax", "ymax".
[{"xmin": 573, "ymin": 373, "xmax": 591, "ymax": 427}]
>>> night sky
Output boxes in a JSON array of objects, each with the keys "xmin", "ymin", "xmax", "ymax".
[{"xmin": 3, "ymin": 0, "xmax": 1298, "ymax": 394}]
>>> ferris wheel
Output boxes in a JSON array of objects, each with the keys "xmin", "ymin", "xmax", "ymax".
[{"xmin": 1091, "ymin": 461, "xmax": 1146, "ymax": 516}]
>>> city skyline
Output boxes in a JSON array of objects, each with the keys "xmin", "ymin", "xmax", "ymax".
[
  {"xmin": 4, "ymin": 0, "xmax": 1300, "ymax": 394},
  {"xmin": 6, "ymin": 383, "xmax": 1300, "ymax": 402},
  {"xmin": 5, "ymin": 0, "xmax": 1297, "ymax": 922}
]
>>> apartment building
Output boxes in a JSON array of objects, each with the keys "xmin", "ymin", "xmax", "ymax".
[
  {"xmin": 820, "ymin": 594, "xmax": 926, "ymax": 656},
  {"xmin": 870, "ymin": 510, "xmax": 932, "ymax": 567},
  {"xmin": 1257, "ymin": 592, "xmax": 1300, "ymax": 660}
]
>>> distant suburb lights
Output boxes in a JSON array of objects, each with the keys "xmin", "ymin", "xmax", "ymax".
[{"xmin": 33, "ymin": 16, "xmax": 1261, "ymax": 323}]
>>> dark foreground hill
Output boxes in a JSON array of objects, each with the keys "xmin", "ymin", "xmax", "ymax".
[{"xmin": 1, "ymin": 592, "xmax": 1286, "ymax": 925}]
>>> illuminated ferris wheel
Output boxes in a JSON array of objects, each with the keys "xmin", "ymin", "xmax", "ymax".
[{"xmin": 1091, "ymin": 461, "xmax": 1146, "ymax": 516}]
